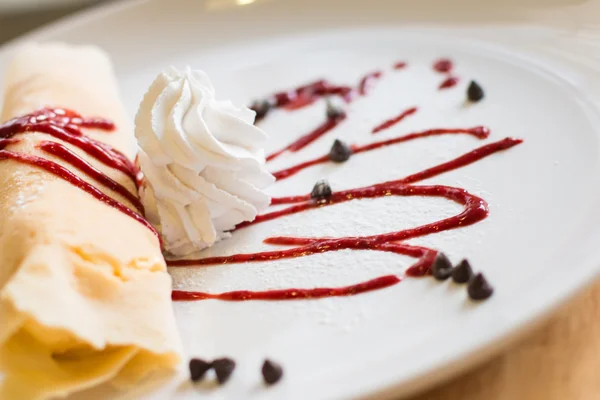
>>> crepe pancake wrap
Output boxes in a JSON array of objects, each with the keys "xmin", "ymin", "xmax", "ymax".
[{"xmin": 0, "ymin": 43, "xmax": 181, "ymax": 399}]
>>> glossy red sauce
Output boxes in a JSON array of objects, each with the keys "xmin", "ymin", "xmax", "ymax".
[
  {"xmin": 358, "ymin": 70, "xmax": 383, "ymax": 96},
  {"xmin": 252, "ymin": 80, "xmax": 353, "ymax": 122},
  {"xmin": 262, "ymin": 69, "xmax": 388, "ymax": 160},
  {"xmin": 439, "ymin": 76, "xmax": 460, "ymax": 90},
  {"xmin": 170, "ymin": 59, "xmax": 523, "ymax": 302},
  {"xmin": 0, "ymin": 107, "xmax": 159, "ymax": 240},
  {"xmin": 432, "ymin": 58, "xmax": 460, "ymax": 90},
  {"xmin": 371, "ymin": 106, "xmax": 418, "ymax": 134},
  {"xmin": 433, "ymin": 58, "xmax": 454, "ymax": 73},
  {"xmin": 266, "ymin": 114, "xmax": 346, "ymax": 162},
  {"xmin": 0, "ymin": 58, "xmax": 519, "ymax": 303},
  {"xmin": 172, "ymin": 275, "xmax": 401, "ymax": 301},
  {"xmin": 170, "ymin": 136, "xmax": 520, "ymax": 265},
  {"xmin": 393, "ymin": 61, "xmax": 407, "ymax": 70},
  {"xmin": 0, "ymin": 108, "xmax": 138, "ymax": 181},
  {"xmin": 39, "ymin": 140, "xmax": 144, "ymax": 213},
  {"xmin": 272, "ymin": 126, "xmax": 489, "ymax": 180}
]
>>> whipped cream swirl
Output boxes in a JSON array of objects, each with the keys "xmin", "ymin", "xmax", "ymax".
[{"xmin": 135, "ymin": 67, "xmax": 274, "ymax": 256}]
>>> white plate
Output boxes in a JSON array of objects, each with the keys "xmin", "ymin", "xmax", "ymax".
[{"xmin": 2, "ymin": 1, "xmax": 600, "ymax": 399}]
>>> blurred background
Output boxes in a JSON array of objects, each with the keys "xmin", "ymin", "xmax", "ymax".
[
  {"xmin": 1, "ymin": 0, "xmax": 599, "ymax": 46},
  {"xmin": 0, "ymin": 0, "xmax": 109, "ymax": 44}
]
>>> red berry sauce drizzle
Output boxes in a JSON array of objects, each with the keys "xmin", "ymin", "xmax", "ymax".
[
  {"xmin": 393, "ymin": 61, "xmax": 407, "ymax": 70},
  {"xmin": 0, "ymin": 108, "xmax": 159, "ymax": 240},
  {"xmin": 0, "ymin": 58, "xmax": 521, "ymax": 302},
  {"xmin": 170, "ymin": 59, "xmax": 523, "ymax": 301},
  {"xmin": 433, "ymin": 58, "xmax": 460, "ymax": 90},
  {"xmin": 371, "ymin": 106, "xmax": 418, "ymax": 134},
  {"xmin": 260, "ymin": 70, "xmax": 383, "ymax": 162}
]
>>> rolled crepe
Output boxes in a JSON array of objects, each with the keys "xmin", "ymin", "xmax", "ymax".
[{"xmin": 0, "ymin": 43, "xmax": 181, "ymax": 399}]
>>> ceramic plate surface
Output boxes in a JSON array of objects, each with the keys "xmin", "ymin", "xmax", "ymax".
[{"xmin": 2, "ymin": 1, "xmax": 600, "ymax": 399}]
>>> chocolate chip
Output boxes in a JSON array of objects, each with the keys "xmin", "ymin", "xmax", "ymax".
[
  {"xmin": 328, "ymin": 139, "xmax": 352, "ymax": 163},
  {"xmin": 326, "ymin": 99, "xmax": 345, "ymax": 120},
  {"xmin": 467, "ymin": 273, "xmax": 494, "ymax": 300},
  {"xmin": 467, "ymin": 81, "xmax": 484, "ymax": 102},
  {"xmin": 452, "ymin": 259, "xmax": 474, "ymax": 283},
  {"xmin": 250, "ymin": 99, "xmax": 272, "ymax": 121},
  {"xmin": 311, "ymin": 179, "xmax": 332, "ymax": 200},
  {"xmin": 189, "ymin": 358, "xmax": 211, "ymax": 382},
  {"xmin": 431, "ymin": 253, "xmax": 453, "ymax": 280},
  {"xmin": 261, "ymin": 359, "xmax": 284, "ymax": 385},
  {"xmin": 212, "ymin": 357, "xmax": 236, "ymax": 384}
]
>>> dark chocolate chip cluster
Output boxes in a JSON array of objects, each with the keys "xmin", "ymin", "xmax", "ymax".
[{"xmin": 432, "ymin": 253, "xmax": 493, "ymax": 300}]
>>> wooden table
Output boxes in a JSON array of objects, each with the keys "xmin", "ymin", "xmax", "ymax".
[{"xmin": 410, "ymin": 279, "xmax": 600, "ymax": 400}]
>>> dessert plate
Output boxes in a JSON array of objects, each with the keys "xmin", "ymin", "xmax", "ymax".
[{"xmin": 2, "ymin": 0, "xmax": 600, "ymax": 399}]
